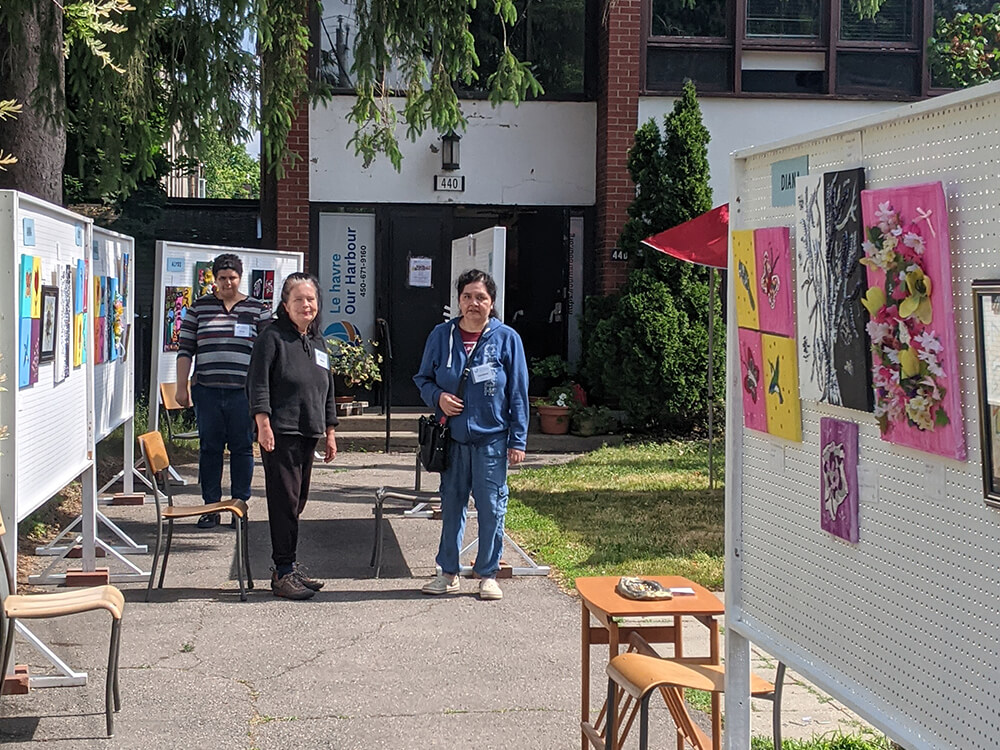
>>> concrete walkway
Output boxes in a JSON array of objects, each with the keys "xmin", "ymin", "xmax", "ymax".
[{"xmin": 1, "ymin": 451, "xmax": 870, "ymax": 748}]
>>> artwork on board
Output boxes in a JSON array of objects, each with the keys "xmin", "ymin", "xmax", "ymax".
[
  {"xmin": 30, "ymin": 256, "xmax": 42, "ymax": 318},
  {"xmin": 74, "ymin": 259, "xmax": 85, "ymax": 314},
  {"xmin": 738, "ymin": 328, "xmax": 768, "ymax": 433},
  {"xmin": 732, "ymin": 230, "xmax": 760, "ymax": 330},
  {"xmin": 194, "ymin": 261, "xmax": 216, "ymax": 297},
  {"xmin": 40, "ymin": 285, "xmax": 58, "ymax": 363},
  {"xmin": 95, "ymin": 315, "xmax": 105, "ymax": 365},
  {"xmin": 251, "ymin": 270, "xmax": 275, "ymax": 302},
  {"xmin": 860, "ymin": 181, "xmax": 966, "ymax": 460},
  {"xmin": 796, "ymin": 170, "xmax": 873, "ymax": 410},
  {"xmin": 754, "ymin": 227, "xmax": 794, "ymax": 337},
  {"xmin": 20, "ymin": 254, "xmax": 34, "ymax": 317},
  {"xmin": 163, "ymin": 286, "xmax": 192, "ymax": 352},
  {"xmin": 81, "ymin": 312, "xmax": 87, "ymax": 364},
  {"xmin": 18, "ymin": 316, "xmax": 31, "ymax": 388},
  {"xmin": 109, "ymin": 277, "xmax": 122, "ymax": 361},
  {"xmin": 820, "ymin": 418, "xmax": 859, "ymax": 543},
  {"xmin": 762, "ymin": 333, "xmax": 802, "ymax": 442},
  {"xmin": 29, "ymin": 317, "xmax": 40, "ymax": 384},
  {"xmin": 73, "ymin": 313, "xmax": 84, "ymax": 368},
  {"xmin": 55, "ymin": 265, "xmax": 72, "ymax": 383},
  {"xmin": 121, "ymin": 253, "xmax": 130, "ymax": 300}
]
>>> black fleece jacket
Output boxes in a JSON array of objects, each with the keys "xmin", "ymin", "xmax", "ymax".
[{"xmin": 246, "ymin": 315, "xmax": 338, "ymax": 437}]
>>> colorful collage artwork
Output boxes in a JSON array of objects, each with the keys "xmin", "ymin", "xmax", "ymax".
[
  {"xmin": 18, "ymin": 254, "xmax": 41, "ymax": 387},
  {"xmin": 163, "ymin": 286, "xmax": 192, "ymax": 352},
  {"xmin": 859, "ymin": 181, "xmax": 966, "ymax": 460},
  {"xmin": 734, "ymin": 228, "xmax": 802, "ymax": 441},
  {"xmin": 795, "ymin": 169, "xmax": 873, "ymax": 411},
  {"xmin": 251, "ymin": 269, "xmax": 275, "ymax": 303},
  {"xmin": 194, "ymin": 261, "xmax": 216, "ymax": 297},
  {"xmin": 820, "ymin": 418, "xmax": 859, "ymax": 543}
]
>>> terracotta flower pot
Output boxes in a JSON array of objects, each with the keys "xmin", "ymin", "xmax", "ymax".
[{"xmin": 537, "ymin": 405, "xmax": 571, "ymax": 435}]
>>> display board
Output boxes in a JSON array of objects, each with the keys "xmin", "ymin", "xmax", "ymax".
[
  {"xmin": 724, "ymin": 81, "xmax": 1000, "ymax": 750},
  {"xmin": 0, "ymin": 191, "xmax": 94, "ymax": 528},
  {"xmin": 92, "ymin": 227, "xmax": 135, "ymax": 442},
  {"xmin": 450, "ymin": 227, "xmax": 506, "ymax": 320},
  {"xmin": 148, "ymin": 241, "xmax": 303, "ymax": 431}
]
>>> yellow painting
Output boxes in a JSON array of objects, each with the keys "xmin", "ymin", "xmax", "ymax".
[
  {"xmin": 30, "ymin": 255, "xmax": 42, "ymax": 318},
  {"xmin": 73, "ymin": 313, "xmax": 84, "ymax": 367},
  {"xmin": 732, "ymin": 230, "xmax": 759, "ymax": 330},
  {"xmin": 762, "ymin": 333, "xmax": 802, "ymax": 442}
]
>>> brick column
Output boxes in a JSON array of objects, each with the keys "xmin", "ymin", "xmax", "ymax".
[
  {"xmin": 596, "ymin": 0, "xmax": 641, "ymax": 295},
  {"xmin": 274, "ymin": 99, "xmax": 311, "ymax": 272}
]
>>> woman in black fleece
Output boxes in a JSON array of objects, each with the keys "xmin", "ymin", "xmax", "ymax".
[{"xmin": 247, "ymin": 273, "xmax": 338, "ymax": 600}]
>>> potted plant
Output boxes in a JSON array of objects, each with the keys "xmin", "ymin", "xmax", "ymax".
[
  {"xmin": 537, "ymin": 385, "xmax": 575, "ymax": 435},
  {"xmin": 325, "ymin": 339, "xmax": 383, "ymax": 402},
  {"xmin": 530, "ymin": 354, "xmax": 573, "ymax": 397},
  {"xmin": 570, "ymin": 404, "xmax": 616, "ymax": 437}
]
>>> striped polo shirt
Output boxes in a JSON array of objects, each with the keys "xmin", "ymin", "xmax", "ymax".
[{"xmin": 176, "ymin": 294, "xmax": 272, "ymax": 389}]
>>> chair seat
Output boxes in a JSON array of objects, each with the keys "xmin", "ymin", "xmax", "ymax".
[
  {"xmin": 162, "ymin": 498, "xmax": 248, "ymax": 520},
  {"xmin": 607, "ymin": 652, "xmax": 774, "ymax": 699},
  {"xmin": 4, "ymin": 584, "xmax": 125, "ymax": 620}
]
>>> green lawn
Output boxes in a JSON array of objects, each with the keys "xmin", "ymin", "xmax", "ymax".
[{"xmin": 506, "ymin": 441, "xmax": 725, "ymax": 590}]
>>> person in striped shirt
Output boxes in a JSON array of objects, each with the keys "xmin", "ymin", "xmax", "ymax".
[{"xmin": 175, "ymin": 253, "xmax": 271, "ymax": 529}]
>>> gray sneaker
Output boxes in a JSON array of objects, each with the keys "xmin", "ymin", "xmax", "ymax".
[
  {"xmin": 271, "ymin": 569, "xmax": 315, "ymax": 600},
  {"xmin": 292, "ymin": 563, "xmax": 324, "ymax": 591}
]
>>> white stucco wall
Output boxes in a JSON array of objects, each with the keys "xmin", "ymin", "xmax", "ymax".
[
  {"xmin": 310, "ymin": 98, "xmax": 597, "ymax": 206},
  {"xmin": 638, "ymin": 97, "xmax": 908, "ymax": 204}
]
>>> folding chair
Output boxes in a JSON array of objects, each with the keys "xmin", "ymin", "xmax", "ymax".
[
  {"xmin": 0, "ymin": 516, "xmax": 124, "ymax": 736},
  {"xmin": 137, "ymin": 431, "xmax": 253, "ymax": 602},
  {"xmin": 158, "ymin": 382, "xmax": 198, "ymax": 442}
]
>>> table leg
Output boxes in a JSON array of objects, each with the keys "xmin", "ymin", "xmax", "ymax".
[
  {"xmin": 608, "ymin": 620, "xmax": 620, "ymax": 750},
  {"xmin": 582, "ymin": 601, "xmax": 590, "ymax": 750}
]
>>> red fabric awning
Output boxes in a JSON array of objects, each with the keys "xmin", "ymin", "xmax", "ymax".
[{"xmin": 641, "ymin": 204, "xmax": 729, "ymax": 269}]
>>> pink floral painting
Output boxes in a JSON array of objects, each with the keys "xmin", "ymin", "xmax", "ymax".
[
  {"xmin": 860, "ymin": 182, "xmax": 966, "ymax": 460},
  {"xmin": 820, "ymin": 418, "xmax": 859, "ymax": 543},
  {"xmin": 739, "ymin": 328, "xmax": 767, "ymax": 433},
  {"xmin": 754, "ymin": 226, "xmax": 794, "ymax": 337}
]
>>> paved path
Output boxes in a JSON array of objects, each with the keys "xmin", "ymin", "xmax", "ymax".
[{"xmin": 1, "ymin": 452, "xmax": 870, "ymax": 748}]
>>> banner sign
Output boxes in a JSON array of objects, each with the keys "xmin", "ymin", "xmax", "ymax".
[{"xmin": 318, "ymin": 213, "xmax": 375, "ymax": 344}]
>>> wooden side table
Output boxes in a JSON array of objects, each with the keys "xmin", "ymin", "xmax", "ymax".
[{"xmin": 577, "ymin": 575, "xmax": 724, "ymax": 750}]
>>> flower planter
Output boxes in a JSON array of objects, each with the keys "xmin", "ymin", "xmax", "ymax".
[{"xmin": 537, "ymin": 405, "xmax": 571, "ymax": 435}]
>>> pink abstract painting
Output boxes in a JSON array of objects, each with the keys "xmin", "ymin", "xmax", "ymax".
[
  {"xmin": 739, "ymin": 327, "xmax": 767, "ymax": 433},
  {"xmin": 754, "ymin": 226, "xmax": 794, "ymax": 338},
  {"xmin": 820, "ymin": 418, "xmax": 859, "ymax": 543},
  {"xmin": 859, "ymin": 181, "xmax": 966, "ymax": 460}
]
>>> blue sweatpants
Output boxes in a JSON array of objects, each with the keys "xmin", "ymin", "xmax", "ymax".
[
  {"xmin": 436, "ymin": 434, "xmax": 509, "ymax": 578},
  {"xmin": 191, "ymin": 383, "xmax": 255, "ymax": 504}
]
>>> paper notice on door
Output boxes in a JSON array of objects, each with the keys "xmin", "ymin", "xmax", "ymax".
[{"xmin": 409, "ymin": 257, "xmax": 432, "ymax": 287}]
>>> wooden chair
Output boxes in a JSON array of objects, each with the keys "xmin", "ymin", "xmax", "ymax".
[
  {"xmin": 594, "ymin": 633, "xmax": 780, "ymax": 750},
  {"xmin": 137, "ymin": 431, "xmax": 253, "ymax": 602},
  {"xmin": 0, "ymin": 516, "xmax": 124, "ymax": 736},
  {"xmin": 158, "ymin": 382, "xmax": 198, "ymax": 442}
]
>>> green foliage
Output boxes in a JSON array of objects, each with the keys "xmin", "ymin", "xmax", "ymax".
[
  {"xmin": 928, "ymin": 3, "xmax": 1000, "ymax": 88},
  {"xmin": 196, "ymin": 129, "xmax": 260, "ymax": 199},
  {"xmin": 0, "ymin": 99, "xmax": 20, "ymax": 170},
  {"xmin": 348, "ymin": 0, "xmax": 543, "ymax": 169},
  {"xmin": 750, "ymin": 729, "xmax": 894, "ymax": 750},
  {"xmin": 530, "ymin": 354, "xmax": 573, "ymax": 383},
  {"xmin": 326, "ymin": 339, "xmax": 383, "ymax": 390}
]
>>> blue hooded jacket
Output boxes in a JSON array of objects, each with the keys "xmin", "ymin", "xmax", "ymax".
[{"xmin": 413, "ymin": 316, "xmax": 529, "ymax": 450}]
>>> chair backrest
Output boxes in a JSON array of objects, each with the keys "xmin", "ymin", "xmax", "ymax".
[
  {"xmin": 159, "ymin": 382, "xmax": 185, "ymax": 411},
  {"xmin": 138, "ymin": 430, "xmax": 171, "ymax": 474}
]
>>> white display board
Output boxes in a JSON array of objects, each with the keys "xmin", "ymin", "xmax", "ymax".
[
  {"xmin": 724, "ymin": 81, "xmax": 1000, "ymax": 750},
  {"xmin": 450, "ymin": 226, "xmax": 506, "ymax": 320},
  {"xmin": 0, "ymin": 192, "xmax": 94, "ymax": 528},
  {"xmin": 148, "ymin": 241, "xmax": 303, "ymax": 431},
  {"xmin": 92, "ymin": 227, "xmax": 135, "ymax": 442}
]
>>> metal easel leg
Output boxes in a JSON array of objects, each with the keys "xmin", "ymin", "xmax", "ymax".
[
  {"xmin": 14, "ymin": 622, "xmax": 88, "ymax": 688},
  {"xmin": 457, "ymin": 530, "xmax": 551, "ymax": 577}
]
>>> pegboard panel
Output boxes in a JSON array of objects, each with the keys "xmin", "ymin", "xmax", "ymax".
[
  {"xmin": 92, "ymin": 227, "xmax": 135, "ymax": 442},
  {"xmin": 148, "ymin": 241, "xmax": 303, "ymax": 431},
  {"xmin": 728, "ymin": 83, "xmax": 1000, "ymax": 750},
  {"xmin": 0, "ymin": 192, "xmax": 93, "ymax": 523}
]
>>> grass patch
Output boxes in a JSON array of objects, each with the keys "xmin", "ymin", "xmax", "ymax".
[
  {"xmin": 751, "ymin": 730, "xmax": 895, "ymax": 750},
  {"xmin": 506, "ymin": 441, "xmax": 724, "ymax": 591}
]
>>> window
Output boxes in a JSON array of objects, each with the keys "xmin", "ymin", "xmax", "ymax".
[
  {"xmin": 839, "ymin": 0, "xmax": 915, "ymax": 42},
  {"xmin": 650, "ymin": 0, "xmax": 729, "ymax": 37},
  {"xmin": 746, "ymin": 0, "xmax": 821, "ymax": 38},
  {"xmin": 836, "ymin": 51, "xmax": 920, "ymax": 95},
  {"xmin": 647, "ymin": 48, "xmax": 733, "ymax": 92}
]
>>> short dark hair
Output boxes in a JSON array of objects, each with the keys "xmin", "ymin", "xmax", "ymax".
[
  {"xmin": 456, "ymin": 269, "xmax": 499, "ymax": 318},
  {"xmin": 212, "ymin": 253, "xmax": 243, "ymax": 277}
]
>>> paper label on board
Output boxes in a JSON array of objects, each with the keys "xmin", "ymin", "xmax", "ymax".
[{"xmin": 167, "ymin": 257, "xmax": 184, "ymax": 272}]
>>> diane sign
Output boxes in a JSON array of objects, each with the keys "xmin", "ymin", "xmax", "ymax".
[
  {"xmin": 318, "ymin": 212, "xmax": 375, "ymax": 344},
  {"xmin": 771, "ymin": 155, "xmax": 809, "ymax": 207}
]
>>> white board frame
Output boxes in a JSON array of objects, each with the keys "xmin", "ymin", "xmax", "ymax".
[
  {"xmin": 724, "ymin": 80, "xmax": 1000, "ymax": 749},
  {"xmin": 148, "ymin": 241, "xmax": 303, "ymax": 434},
  {"xmin": 450, "ymin": 227, "xmax": 506, "ymax": 321}
]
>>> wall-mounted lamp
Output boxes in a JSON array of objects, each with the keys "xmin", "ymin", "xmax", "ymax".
[{"xmin": 441, "ymin": 131, "xmax": 461, "ymax": 171}]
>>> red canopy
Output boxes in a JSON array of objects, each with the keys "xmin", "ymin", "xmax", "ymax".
[{"xmin": 641, "ymin": 204, "xmax": 729, "ymax": 269}]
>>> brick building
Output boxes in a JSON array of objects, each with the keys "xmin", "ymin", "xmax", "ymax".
[{"xmin": 265, "ymin": 0, "xmax": 956, "ymax": 405}]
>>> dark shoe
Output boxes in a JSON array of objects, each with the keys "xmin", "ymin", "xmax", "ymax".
[
  {"xmin": 196, "ymin": 513, "xmax": 220, "ymax": 529},
  {"xmin": 292, "ymin": 563, "xmax": 324, "ymax": 591},
  {"xmin": 270, "ymin": 569, "xmax": 314, "ymax": 600}
]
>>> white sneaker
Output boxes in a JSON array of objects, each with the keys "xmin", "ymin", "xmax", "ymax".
[
  {"xmin": 479, "ymin": 578, "xmax": 503, "ymax": 601},
  {"xmin": 421, "ymin": 573, "xmax": 460, "ymax": 595}
]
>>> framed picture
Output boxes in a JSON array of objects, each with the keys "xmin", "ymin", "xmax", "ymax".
[
  {"xmin": 40, "ymin": 285, "xmax": 59, "ymax": 363},
  {"xmin": 972, "ymin": 280, "xmax": 1000, "ymax": 507}
]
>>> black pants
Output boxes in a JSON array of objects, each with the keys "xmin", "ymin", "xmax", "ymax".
[{"xmin": 261, "ymin": 433, "xmax": 319, "ymax": 568}]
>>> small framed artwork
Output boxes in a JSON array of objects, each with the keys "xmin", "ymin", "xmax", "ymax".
[
  {"xmin": 40, "ymin": 285, "xmax": 59, "ymax": 363},
  {"xmin": 972, "ymin": 279, "xmax": 1000, "ymax": 507}
]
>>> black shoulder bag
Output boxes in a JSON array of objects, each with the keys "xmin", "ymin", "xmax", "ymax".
[{"xmin": 418, "ymin": 336, "xmax": 484, "ymax": 473}]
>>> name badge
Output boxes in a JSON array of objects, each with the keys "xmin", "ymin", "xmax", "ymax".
[
  {"xmin": 471, "ymin": 363, "xmax": 494, "ymax": 384},
  {"xmin": 314, "ymin": 349, "xmax": 330, "ymax": 369},
  {"xmin": 234, "ymin": 323, "xmax": 253, "ymax": 338}
]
